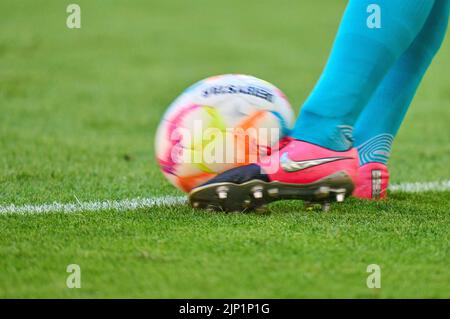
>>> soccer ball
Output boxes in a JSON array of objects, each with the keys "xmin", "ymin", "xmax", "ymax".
[{"xmin": 155, "ymin": 74, "xmax": 295, "ymax": 192}]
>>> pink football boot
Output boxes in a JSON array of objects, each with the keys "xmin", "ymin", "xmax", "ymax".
[
  {"xmin": 189, "ymin": 138, "xmax": 358, "ymax": 212},
  {"xmin": 353, "ymin": 162, "xmax": 389, "ymax": 200}
]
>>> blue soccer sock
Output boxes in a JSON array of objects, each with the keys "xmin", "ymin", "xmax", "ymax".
[
  {"xmin": 290, "ymin": 0, "xmax": 435, "ymax": 151},
  {"xmin": 354, "ymin": 0, "xmax": 449, "ymax": 165}
]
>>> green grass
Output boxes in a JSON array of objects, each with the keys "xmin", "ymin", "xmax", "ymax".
[{"xmin": 0, "ymin": 0, "xmax": 449, "ymax": 298}]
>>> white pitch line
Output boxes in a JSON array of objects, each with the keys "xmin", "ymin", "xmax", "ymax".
[
  {"xmin": 389, "ymin": 180, "xmax": 450, "ymax": 193},
  {"xmin": 0, "ymin": 196, "xmax": 186, "ymax": 215},
  {"xmin": 0, "ymin": 180, "xmax": 448, "ymax": 215}
]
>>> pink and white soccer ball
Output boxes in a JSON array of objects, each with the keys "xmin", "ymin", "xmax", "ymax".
[{"xmin": 155, "ymin": 74, "xmax": 294, "ymax": 192}]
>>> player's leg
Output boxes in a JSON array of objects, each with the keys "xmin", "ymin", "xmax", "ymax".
[
  {"xmin": 189, "ymin": 0, "xmax": 436, "ymax": 211},
  {"xmin": 353, "ymin": 0, "xmax": 449, "ymax": 199},
  {"xmin": 290, "ymin": 0, "xmax": 435, "ymax": 150}
]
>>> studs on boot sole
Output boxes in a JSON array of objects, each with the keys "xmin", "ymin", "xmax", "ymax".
[
  {"xmin": 315, "ymin": 186, "xmax": 330, "ymax": 199},
  {"xmin": 251, "ymin": 185, "xmax": 264, "ymax": 199},
  {"xmin": 216, "ymin": 186, "xmax": 229, "ymax": 199},
  {"xmin": 253, "ymin": 191, "xmax": 263, "ymax": 199}
]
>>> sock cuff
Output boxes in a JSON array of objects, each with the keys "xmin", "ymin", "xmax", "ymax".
[
  {"xmin": 291, "ymin": 110, "xmax": 354, "ymax": 151},
  {"xmin": 356, "ymin": 133, "xmax": 394, "ymax": 165}
]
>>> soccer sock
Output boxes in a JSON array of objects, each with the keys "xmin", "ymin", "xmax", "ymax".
[
  {"xmin": 290, "ymin": 0, "xmax": 435, "ymax": 151},
  {"xmin": 354, "ymin": 0, "xmax": 449, "ymax": 165}
]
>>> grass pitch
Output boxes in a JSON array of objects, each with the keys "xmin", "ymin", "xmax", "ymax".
[{"xmin": 0, "ymin": 0, "xmax": 449, "ymax": 298}]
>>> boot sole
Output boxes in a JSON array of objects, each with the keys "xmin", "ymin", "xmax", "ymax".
[{"xmin": 188, "ymin": 171, "xmax": 354, "ymax": 212}]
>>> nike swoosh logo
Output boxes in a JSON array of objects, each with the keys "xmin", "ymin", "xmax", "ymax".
[{"xmin": 280, "ymin": 153, "xmax": 352, "ymax": 172}]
